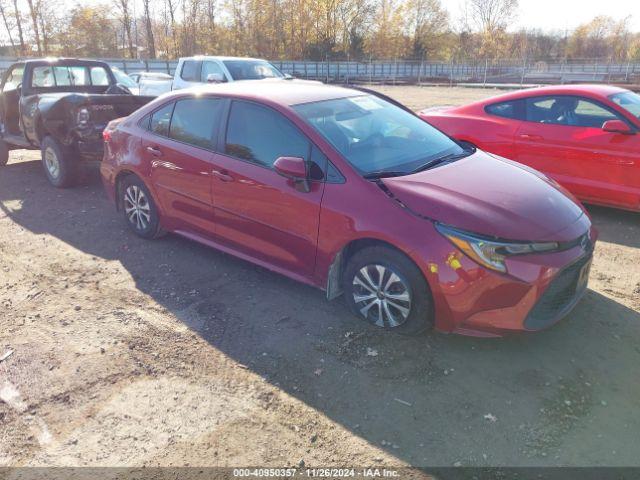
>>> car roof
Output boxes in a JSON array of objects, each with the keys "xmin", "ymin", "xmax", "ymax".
[
  {"xmin": 178, "ymin": 56, "xmax": 272, "ymax": 62},
  {"xmin": 173, "ymin": 80, "xmax": 364, "ymax": 106},
  {"xmin": 480, "ymin": 84, "xmax": 630, "ymax": 104},
  {"xmin": 138, "ymin": 72, "xmax": 171, "ymax": 76},
  {"xmin": 131, "ymin": 71, "xmax": 172, "ymax": 78},
  {"xmin": 20, "ymin": 57, "xmax": 110, "ymax": 66}
]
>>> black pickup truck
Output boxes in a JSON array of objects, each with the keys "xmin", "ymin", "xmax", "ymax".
[{"xmin": 0, "ymin": 58, "xmax": 153, "ymax": 187}]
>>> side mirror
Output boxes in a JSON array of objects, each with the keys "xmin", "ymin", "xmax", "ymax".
[
  {"xmin": 283, "ymin": 73, "xmax": 293, "ymax": 80},
  {"xmin": 274, "ymin": 156, "xmax": 307, "ymax": 179},
  {"xmin": 602, "ymin": 119, "xmax": 634, "ymax": 135},
  {"xmin": 206, "ymin": 73, "xmax": 225, "ymax": 83},
  {"xmin": 274, "ymin": 156, "xmax": 310, "ymax": 192}
]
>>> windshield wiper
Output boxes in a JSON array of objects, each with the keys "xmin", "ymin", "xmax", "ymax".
[
  {"xmin": 363, "ymin": 170, "xmax": 409, "ymax": 180},
  {"xmin": 410, "ymin": 150, "xmax": 472, "ymax": 174},
  {"xmin": 363, "ymin": 149, "xmax": 473, "ymax": 180}
]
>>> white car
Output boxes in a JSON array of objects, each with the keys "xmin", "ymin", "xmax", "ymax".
[
  {"xmin": 171, "ymin": 56, "xmax": 295, "ymax": 90},
  {"xmin": 129, "ymin": 71, "xmax": 173, "ymax": 96},
  {"xmin": 111, "ymin": 67, "xmax": 141, "ymax": 95}
]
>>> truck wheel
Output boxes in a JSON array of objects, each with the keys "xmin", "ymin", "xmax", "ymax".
[
  {"xmin": 41, "ymin": 136, "xmax": 78, "ymax": 188},
  {"xmin": 0, "ymin": 140, "xmax": 8, "ymax": 166}
]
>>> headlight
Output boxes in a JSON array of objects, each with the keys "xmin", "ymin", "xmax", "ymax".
[
  {"xmin": 77, "ymin": 107, "xmax": 90, "ymax": 127},
  {"xmin": 435, "ymin": 223, "xmax": 558, "ymax": 273}
]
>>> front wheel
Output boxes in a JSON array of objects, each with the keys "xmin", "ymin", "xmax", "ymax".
[
  {"xmin": 343, "ymin": 246, "xmax": 434, "ymax": 336},
  {"xmin": 41, "ymin": 136, "xmax": 78, "ymax": 188},
  {"xmin": 0, "ymin": 139, "xmax": 8, "ymax": 166}
]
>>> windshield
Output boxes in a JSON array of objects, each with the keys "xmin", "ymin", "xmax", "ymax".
[
  {"xmin": 222, "ymin": 60, "xmax": 284, "ymax": 80},
  {"xmin": 294, "ymin": 95, "xmax": 465, "ymax": 177},
  {"xmin": 610, "ymin": 91, "xmax": 640, "ymax": 120},
  {"xmin": 112, "ymin": 69, "xmax": 138, "ymax": 88}
]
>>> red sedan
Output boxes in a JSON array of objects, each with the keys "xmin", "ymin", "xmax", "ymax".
[
  {"xmin": 419, "ymin": 85, "xmax": 640, "ymax": 212},
  {"xmin": 101, "ymin": 82, "xmax": 595, "ymax": 337}
]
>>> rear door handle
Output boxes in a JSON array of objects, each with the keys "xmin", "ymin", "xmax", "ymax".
[
  {"xmin": 616, "ymin": 159, "xmax": 635, "ymax": 166},
  {"xmin": 212, "ymin": 169, "xmax": 234, "ymax": 182},
  {"xmin": 518, "ymin": 133, "xmax": 543, "ymax": 141},
  {"xmin": 146, "ymin": 146, "xmax": 162, "ymax": 157}
]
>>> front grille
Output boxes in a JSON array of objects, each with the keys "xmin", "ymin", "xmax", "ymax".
[{"xmin": 524, "ymin": 252, "xmax": 592, "ymax": 330}]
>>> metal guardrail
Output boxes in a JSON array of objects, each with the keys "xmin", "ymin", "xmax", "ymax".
[{"xmin": 0, "ymin": 57, "xmax": 638, "ymax": 85}]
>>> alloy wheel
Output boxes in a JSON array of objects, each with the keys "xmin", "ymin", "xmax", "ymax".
[
  {"xmin": 124, "ymin": 185, "xmax": 151, "ymax": 231},
  {"xmin": 352, "ymin": 264, "xmax": 412, "ymax": 327}
]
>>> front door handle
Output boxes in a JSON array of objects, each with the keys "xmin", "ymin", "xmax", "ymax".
[
  {"xmin": 212, "ymin": 169, "xmax": 234, "ymax": 182},
  {"xmin": 146, "ymin": 146, "xmax": 162, "ymax": 157},
  {"xmin": 518, "ymin": 133, "xmax": 543, "ymax": 141}
]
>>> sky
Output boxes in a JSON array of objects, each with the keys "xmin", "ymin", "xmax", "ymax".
[{"xmin": 446, "ymin": 0, "xmax": 640, "ymax": 33}]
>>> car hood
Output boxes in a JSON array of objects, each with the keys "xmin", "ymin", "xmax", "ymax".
[{"xmin": 381, "ymin": 151, "xmax": 585, "ymax": 242}]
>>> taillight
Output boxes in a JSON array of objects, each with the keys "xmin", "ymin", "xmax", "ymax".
[{"xmin": 102, "ymin": 129, "xmax": 112, "ymax": 142}]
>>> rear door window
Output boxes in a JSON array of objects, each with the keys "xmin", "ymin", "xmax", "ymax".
[
  {"xmin": 149, "ymin": 102, "xmax": 174, "ymax": 136},
  {"xmin": 224, "ymin": 100, "xmax": 310, "ymax": 168},
  {"xmin": 180, "ymin": 60, "xmax": 200, "ymax": 81},
  {"xmin": 485, "ymin": 100, "xmax": 524, "ymax": 120},
  {"xmin": 168, "ymin": 97, "xmax": 224, "ymax": 149}
]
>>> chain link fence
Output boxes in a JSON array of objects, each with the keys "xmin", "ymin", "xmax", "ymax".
[{"xmin": 1, "ymin": 57, "xmax": 639, "ymax": 86}]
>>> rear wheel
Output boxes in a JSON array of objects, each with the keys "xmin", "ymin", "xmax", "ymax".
[
  {"xmin": 121, "ymin": 175, "xmax": 164, "ymax": 239},
  {"xmin": 343, "ymin": 246, "xmax": 433, "ymax": 336},
  {"xmin": 41, "ymin": 136, "xmax": 78, "ymax": 188},
  {"xmin": 0, "ymin": 139, "xmax": 8, "ymax": 166}
]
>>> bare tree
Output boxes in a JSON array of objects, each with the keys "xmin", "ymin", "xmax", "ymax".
[
  {"xmin": 464, "ymin": 0, "xmax": 518, "ymax": 34},
  {"xmin": 407, "ymin": 0, "xmax": 448, "ymax": 58},
  {"xmin": 25, "ymin": 0, "xmax": 42, "ymax": 55},
  {"xmin": 11, "ymin": 0, "xmax": 25, "ymax": 55},
  {"xmin": 463, "ymin": 0, "xmax": 518, "ymax": 57},
  {"xmin": 204, "ymin": 0, "xmax": 217, "ymax": 53},
  {"xmin": 116, "ymin": 0, "xmax": 136, "ymax": 58},
  {"xmin": 37, "ymin": 3, "xmax": 51, "ymax": 54},
  {"xmin": 165, "ymin": 0, "xmax": 179, "ymax": 58},
  {"xmin": 142, "ymin": 0, "xmax": 156, "ymax": 58},
  {"xmin": 0, "ymin": 0, "xmax": 16, "ymax": 54},
  {"xmin": 181, "ymin": 0, "xmax": 201, "ymax": 56}
]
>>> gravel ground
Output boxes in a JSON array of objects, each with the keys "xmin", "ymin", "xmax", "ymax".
[{"xmin": 1, "ymin": 86, "xmax": 639, "ymax": 469}]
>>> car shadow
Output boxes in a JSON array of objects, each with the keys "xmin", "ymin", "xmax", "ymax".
[
  {"xmin": 2, "ymin": 158, "xmax": 640, "ymax": 467},
  {"xmin": 586, "ymin": 204, "xmax": 640, "ymax": 249}
]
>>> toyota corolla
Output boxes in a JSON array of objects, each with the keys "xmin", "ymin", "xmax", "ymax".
[{"xmin": 100, "ymin": 82, "xmax": 596, "ymax": 336}]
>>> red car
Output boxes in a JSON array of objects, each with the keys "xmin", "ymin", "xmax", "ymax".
[
  {"xmin": 101, "ymin": 82, "xmax": 596, "ymax": 337},
  {"xmin": 419, "ymin": 85, "xmax": 640, "ymax": 212}
]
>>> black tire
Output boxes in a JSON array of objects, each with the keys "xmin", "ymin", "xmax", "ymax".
[
  {"xmin": 343, "ymin": 246, "xmax": 433, "ymax": 336},
  {"xmin": 120, "ymin": 175, "xmax": 164, "ymax": 239},
  {"xmin": 0, "ymin": 139, "xmax": 8, "ymax": 166},
  {"xmin": 41, "ymin": 136, "xmax": 79, "ymax": 188}
]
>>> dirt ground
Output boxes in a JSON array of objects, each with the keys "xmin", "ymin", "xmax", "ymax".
[{"xmin": 1, "ymin": 86, "xmax": 639, "ymax": 470}]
